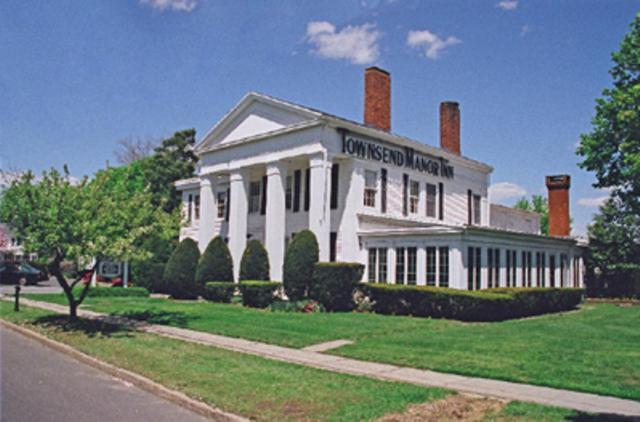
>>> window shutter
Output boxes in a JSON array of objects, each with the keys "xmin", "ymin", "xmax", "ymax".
[
  {"xmin": 293, "ymin": 170, "xmax": 301, "ymax": 212},
  {"xmin": 402, "ymin": 173, "xmax": 409, "ymax": 216},
  {"xmin": 304, "ymin": 168, "xmax": 310, "ymax": 211},
  {"xmin": 467, "ymin": 189, "xmax": 472, "ymax": 225},
  {"xmin": 381, "ymin": 168, "xmax": 387, "ymax": 213},
  {"xmin": 260, "ymin": 175, "xmax": 267, "ymax": 215},
  {"xmin": 225, "ymin": 188, "xmax": 230, "ymax": 222},
  {"xmin": 438, "ymin": 182, "xmax": 444, "ymax": 220},
  {"xmin": 330, "ymin": 164, "xmax": 339, "ymax": 210}
]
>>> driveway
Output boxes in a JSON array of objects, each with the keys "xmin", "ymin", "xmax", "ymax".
[{"xmin": 0, "ymin": 277, "xmax": 62, "ymax": 295}]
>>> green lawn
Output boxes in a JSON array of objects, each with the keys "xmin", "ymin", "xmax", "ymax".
[
  {"xmin": 0, "ymin": 303, "xmax": 447, "ymax": 421},
  {"xmin": 24, "ymin": 293, "xmax": 640, "ymax": 401}
]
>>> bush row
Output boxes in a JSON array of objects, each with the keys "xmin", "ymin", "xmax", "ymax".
[
  {"xmin": 86, "ymin": 286, "xmax": 150, "ymax": 298},
  {"xmin": 203, "ymin": 281, "xmax": 280, "ymax": 308},
  {"xmin": 365, "ymin": 284, "xmax": 584, "ymax": 322}
]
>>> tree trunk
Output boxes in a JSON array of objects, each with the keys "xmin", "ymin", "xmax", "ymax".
[{"xmin": 68, "ymin": 300, "xmax": 78, "ymax": 322}]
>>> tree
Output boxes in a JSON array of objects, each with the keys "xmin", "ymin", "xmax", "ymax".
[
  {"xmin": 163, "ymin": 238, "xmax": 201, "ymax": 299},
  {"xmin": 114, "ymin": 136, "xmax": 159, "ymax": 164},
  {"xmin": 196, "ymin": 236, "xmax": 234, "ymax": 284},
  {"xmin": 577, "ymin": 13, "xmax": 640, "ymax": 214},
  {"xmin": 239, "ymin": 239, "xmax": 270, "ymax": 281},
  {"xmin": 0, "ymin": 167, "xmax": 169, "ymax": 320},
  {"xmin": 140, "ymin": 129, "xmax": 198, "ymax": 213},
  {"xmin": 282, "ymin": 230, "xmax": 319, "ymax": 300},
  {"xmin": 514, "ymin": 195, "xmax": 549, "ymax": 235}
]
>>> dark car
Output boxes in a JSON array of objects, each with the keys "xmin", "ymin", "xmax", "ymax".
[{"xmin": 0, "ymin": 262, "xmax": 43, "ymax": 285}]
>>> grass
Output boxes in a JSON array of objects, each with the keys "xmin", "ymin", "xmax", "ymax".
[
  {"xmin": 0, "ymin": 302, "xmax": 448, "ymax": 421},
  {"xmin": 24, "ymin": 293, "xmax": 640, "ymax": 401}
]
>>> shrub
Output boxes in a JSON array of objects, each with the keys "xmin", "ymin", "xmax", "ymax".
[
  {"xmin": 309, "ymin": 262, "xmax": 364, "ymax": 311},
  {"xmin": 196, "ymin": 237, "xmax": 234, "ymax": 285},
  {"xmin": 239, "ymin": 281, "xmax": 280, "ymax": 308},
  {"xmin": 585, "ymin": 265, "xmax": 640, "ymax": 299},
  {"xmin": 163, "ymin": 238, "xmax": 201, "ymax": 299},
  {"xmin": 270, "ymin": 299, "xmax": 325, "ymax": 313},
  {"xmin": 86, "ymin": 286, "xmax": 150, "ymax": 298},
  {"xmin": 239, "ymin": 239, "xmax": 270, "ymax": 281},
  {"xmin": 203, "ymin": 282, "xmax": 236, "ymax": 303},
  {"xmin": 131, "ymin": 235, "xmax": 176, "ymax": 293},
  {"xmin": 282, "ymin": 230, "xmax": 319, "ymax": 300},
  {"xmin": 365, "ymin": 285, "xmax": 584, "ymax": 322}
]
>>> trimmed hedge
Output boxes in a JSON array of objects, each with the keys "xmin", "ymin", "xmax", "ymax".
[
  {"xmin": 196, "ymin": 237, "xmax": 234, "ymax": 285},
  {"xmin": 365, "ymin": 285, "xmax": 584, "ymax": 322},
  {"xmin": 163, "ymin": 238, "xmax": 201, "ymax": 300},
  {"xmin": 203, "ymin": 282, "xmax": 236, "ymax": 303},
  {"xmin": 283, "ymin": 230, "xmax": 319, "ymax": 300},
  {"xmin": 309, "ymin": 262, "xmax": 364, "ymax": 311},
  {"xmin": 239, "ymin": 281, "xmax": 280, "ymax": 308},
  {"xmin": 240, "ymin": 239, "xmax": 270, "ymax": 281},
  {"xmin": 85, "ymin": 286, "xmax": 150, "ymax": 298}
]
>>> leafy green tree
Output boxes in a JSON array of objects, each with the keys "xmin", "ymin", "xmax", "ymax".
[
  {"xmin": 239, "ymin": 239, "xmax": 270, "ymax": 281},
  {"xmin": 196, "ymin": 236, "xmax": 234, "ymax": 284},
  {"xmin": 577, "ymin": 13, "xmax": 640, "ymax": 213},
  {"xmin": 0, "ymin": 167, "xmax": 169, "ymax": 319},
  {"xmin": 283, "ymin": 230, "xmax": 319, "ymax": 300},
  {"xmin": 514, "ymin": 195, "xmax": 549, "ymax": 235},
  {"xmin": 140, "ymin": 129, "xmax": 198, "ymax": 213},
  {"xmin": 163, "ymin": 238, "xmax": 201, "ymax": 299}
]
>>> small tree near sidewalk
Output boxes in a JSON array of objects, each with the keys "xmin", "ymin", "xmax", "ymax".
[{"xmin": 0, "ymin": 167, "xmax": 174, "ymax": 320}]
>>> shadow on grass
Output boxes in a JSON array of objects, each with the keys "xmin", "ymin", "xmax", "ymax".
[
  {"xmin": 568, "ymin": 414, "xmax": 640, "ymax": 421},
  {"xmin": 32, "ymin": 315, "xmax": 133, "ymax": 338},
  {"xmin": 116, "ymin": 310, "xmax": 197, "ymax": 328}
]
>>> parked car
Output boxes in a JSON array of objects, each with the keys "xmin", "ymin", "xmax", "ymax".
[{"xmin": 0, "ymin": 262, "xmax": 44, "ymax": 285}]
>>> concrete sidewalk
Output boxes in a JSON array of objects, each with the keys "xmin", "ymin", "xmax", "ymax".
[{"xmin": 6, "ymin": 296, "xmax": 640, "ymax": 418}]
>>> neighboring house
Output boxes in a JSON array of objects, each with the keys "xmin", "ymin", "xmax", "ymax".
[{"xmin": 176, "ymin": 67, "xmax": 585, "ymax": 289}]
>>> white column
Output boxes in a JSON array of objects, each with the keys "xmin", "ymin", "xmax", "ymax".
[
  {"xmin": 265, "ymin": 162, "xmax": 286, "ymax": 281},
  {"xmin": 198, "ymin": 176, "xmax": 216, "ymax": 252},
  {"xmin": 308, "ymin": 153, "xmax": 332, "ymax": 261},
  {"xmin": 228, "ymin": 169, "xmax": 248, "ymax": 281},
  {"xmin": 388, "ymin": 246, "xmax": 396, "ymax": 284},
  {"xmin": 417, "ymin": 247, "xmax": 426, "ymax": 286}
]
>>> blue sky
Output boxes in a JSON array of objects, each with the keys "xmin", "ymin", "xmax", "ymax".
[{"xmin": 1, "ymin": 0, "xmax": 638, "ymax": 235}]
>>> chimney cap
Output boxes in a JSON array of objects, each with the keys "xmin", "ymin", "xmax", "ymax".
[
  {"xmin": 440, "ymin": 101, "xmax": 459, "ymax": 107},
  {"xmin": 545, "ymin": 174, "xmax": 571, "ymax": 189},
  {"xmin": 365, "ymin": 66, "xmax": 390, "ymax": 76}
]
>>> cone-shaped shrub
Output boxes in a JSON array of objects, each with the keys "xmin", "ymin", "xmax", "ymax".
[
  {"xmin": 163, "ymin": 238, "xmax": 200, "ymax": 299},
  {"xmin": 196, "ymin": 236, "xmax": 234, "ymax": 284},
  {"xmin": 240, "ymin": 239, "xmax": 270, "ymax": 281},
  {"xmin": 283, "ymin": 229, "xmax": 319, "ymax": 300}
]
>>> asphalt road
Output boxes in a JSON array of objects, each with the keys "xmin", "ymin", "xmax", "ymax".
[
  {"xmin": 0, "ymin": 327, "xmax": 210, "ymax": 422},
  {"xmin": 0, "ymin": 277, "xmax": 62, "ymax": 295}
]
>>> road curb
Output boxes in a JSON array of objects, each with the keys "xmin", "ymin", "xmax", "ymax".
[{"xmin": 0, "ymin": 320, "xmax": 248, "ymax": 422}]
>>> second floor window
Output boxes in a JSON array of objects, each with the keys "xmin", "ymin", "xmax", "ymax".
[
  {"xmin": 194, "ymin": 194, "xmax": 200, "ymax": 221},
  {"xmin": 473, "ymin": 194, "xmax": 481, "ymax": 224},
  {"xmin": 364, "ymin": 170, "xmax": 377, "ymax": 207},
  {"xmin": 426, "ymin": 183, "xmax": 437, "ymax": 217},
  {"xmin": 409, "ymin": 180, "xmax": 419, "ymax": 214},
  {"xmin": 249, "ymin": 181, "xmax": 261, "ymax": 214}
]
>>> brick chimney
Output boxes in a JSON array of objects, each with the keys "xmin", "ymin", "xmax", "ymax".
[
  {"xmin": 440, "ymin": 101, "xmax": 460, "ymax": 155},
  {"xmin": 364, "ymin": 67, "xmax": 391, "ymax": 132},
  {"xmin": 546, "ymin": 175, "xmax": 571, "ymax": 237}
]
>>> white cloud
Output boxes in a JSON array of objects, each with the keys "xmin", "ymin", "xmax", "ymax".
[
  {"xmin": 305, "ymin": 21, "xmax": 381, "ymax": 65},
  {"xmin": 139, "ymin": 0, "xmax": 198, "ymax": 12},
  {"xmin": 496, "ymin": 0, "xmax": 518, "ymax": 10},
  {"xmin": 489, "ymin": 182, "xmax": 527, "ymax": 202},
  {"xmin": 577, "ymin": 196, "xmax": 608, "ymax": 208},
  {"xmin": 407, "ymin": 30, "xmax": 461, "ymax": 60}
]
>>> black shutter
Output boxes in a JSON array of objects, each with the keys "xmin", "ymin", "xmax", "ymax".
[
  {"xmin": 304, "ymin": 168, "xmax": 310, "ymax": 211},
  {"xmin": 225, "ymin": 188, "xmax": 230, "ymax": 222},
  {"xmin": 293, "ymin": 170, "xmax": 301, "ymax": 212},
  {"xmin": 330, "ymin": 232, "xmax": 337, "ymax": 262},
  {"xmin": 402, "ymin": 173, "xmax": 409, "ymax": 216},
  {"xmin": 260, "ymin": 175, "xmax": 267, "ymax": 215},
  {"xmin": 467, "ymin": 189, "xmax": 472, "ymax": 225},
  {"xmin": 381, "ymin": 168, "xmax": 387, "ymax": 213},
  {"xmin": 438, "ymin": 182, "xmax": 444, "ymax": 220},
  {"xmin": 330, "ymin": 164, "xmax": 339, "ymax": 210}
]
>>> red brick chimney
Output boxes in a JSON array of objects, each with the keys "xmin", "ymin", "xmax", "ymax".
[
  {"xmin": 440, "ymin": 101, "xmax": 460, "ymax": 155},
  {"xmin": 546, "ymin": 175, "xmax": 571, "ymax": 237},
  {"xmin": 364, "ymin": 67, "xmax": 391, "ymax": 132}
]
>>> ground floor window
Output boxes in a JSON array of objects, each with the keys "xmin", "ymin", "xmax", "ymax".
[
  {"xmin": 560, "ymin": 253, "xmax": 568, "ymax": 287},
  {"xmin": 368, "ymin": 247, "xmax": 388, "ymax": 283},
  {"xmin": 378, "ymin": 248, "xmax": 388, "ymax": 283},
  {"xmin": 536, "ymin": 252, "xmax": 546, "ymax": 287},
  {"xmin": 426, "ymin": 247, "xmax": 436, "ymax": 286},
  {"xmin": 467, "ymin": 247, "xmax": 481, "ymax": 290},
  {"xmin": 522, "ymin": 251, "xmax": 532, "ymax": 287},
  {"xmin": 439, "ymin": 246, "xmax": 449, "ymax": 288},
  {"xmin": 407, "ymin": 247, "xmax": 417, "ymax": 285},
  {"xmin": 488, "ymin": 248, "xmax": 500, "ymax": 288},
  {"xmin": 396, "ymin": 247, "xmax": 405, "ymax": 284},
  {"xmin": 549, "ymin": 254, "xmax": 556, "ymax": 287}
]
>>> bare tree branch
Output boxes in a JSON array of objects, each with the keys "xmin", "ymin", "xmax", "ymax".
[{"xmin": 114, "ymin": 136, "xmax": 159, "ymax": 164}]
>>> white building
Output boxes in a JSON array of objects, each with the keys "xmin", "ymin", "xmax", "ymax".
[{"xmin": 177, "ymin": 67, "xmax": 585, "ymax": 290}]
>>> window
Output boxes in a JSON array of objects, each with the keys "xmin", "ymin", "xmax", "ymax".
[
  {"xmin": 426, "ymin": 247, "xmax": 436, "ymax": 286},
  {"xmin": 407, "ymin": 247, "xmax": 417, "ymax": 285},
  {"xmin": 560, "ymin": 254, "xmax": 568, "ymax": 287},
  {"xmin": 187, "ymin": 194, "xmax": 193, "ymax": 223},
  {"xmin": 364, "ymin": 170, "xmax": 377, "ymax": 207},
  {"xmin": 396, "ymin": 247, "xmax": 405, "ymax": 284},
  {"xmin": 522, "ymin": 251, "xmax": 532, "ymax": 287},
  {"xmin": 536, "ymin": 252, "xmax": 546, "ymax": 287},
  {"xmin": 217, "ymin": 191, "xmax": 227, "ymax": 219},
  {"xmin": 439, "ymin": 246, "xmax": 449, "ymax": 287},
  {"xmin": 304, "ymin": 168, "xmax": 310, "ymax": 211},
  {"xmin": 426, "ymin": 183, "xmax": 437, "ymax": 217},
  {"xmin": 368, "ymin": 249, "xmax": 376, "ymax": 283},
  {"xmin": 380, "ymin": 168, "xmax": 387, "ymax": 213},
  {"xmin": 506, "ymin": 249, "xmax": 512, "ymax": 287},
  {"xmin": 285, "ymin": 175, "xmax": 292, "ymax": 210},
  {"xmin": 527, "ymin": 252, "xmax": 532, "ymax": 287},
  {"xmin": 194, "ymin": 194, "xmax": 200, "ymax": 220},
  {"xmin": 330, "ymin": 164, "xmax": 339, "ymax": 210},
  {"xmin": 488, "ymin": 248, "xmax": 500, "ymax": 288},
  {"xmin": 293, "ymin": 170, "xmax": 301, "ymax": 212},
  {"xmin": 378, "ymin": 248, "xmax": 387, "ymax": 283},
  {"xmin": 468, "ymin": 247, "xmax": 481, "ymax": 290},
  {"xmin": 409, "ymin": 180, "xmax": 419, "ymax": 214},
  {"xmin": 330, "ymin": 232, "xmax": 337, "ymax": 262},
  {"xmin": 473, "ymin": 194, "xmax": 482, "ymax": 225},
  {"xmin": 488, "ymin": 248, "xmax": 494, "ymax": 288},
  {"xmin": 402, "ymin": 174, "xmax": 409, "ymax": 216},
  {"xmin": 511, "ymin": 250, "xmax": 517, "ymax": 287},
  {"xmin": 549, "ymin": 255, "xmax": 556, "ymax": 287},
  {"xmin": 248, "ymin": 181, "xmax": 261, "ymax": 214}
]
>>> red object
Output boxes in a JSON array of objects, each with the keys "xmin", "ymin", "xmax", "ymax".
[
  {"xmin": 364, "ymin": 67, "xmax": 391, "ymax": 132},
  {"xmin": 111, "ymin": 277, "xmax": 123, "ymax": 287},
  {"xmin": 440, "ymin": 101, "xmax": 461, "ymax": 155},
  {"xmin": 546, "ymin": 175, "xmax": 571, "ymax": 237}
]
